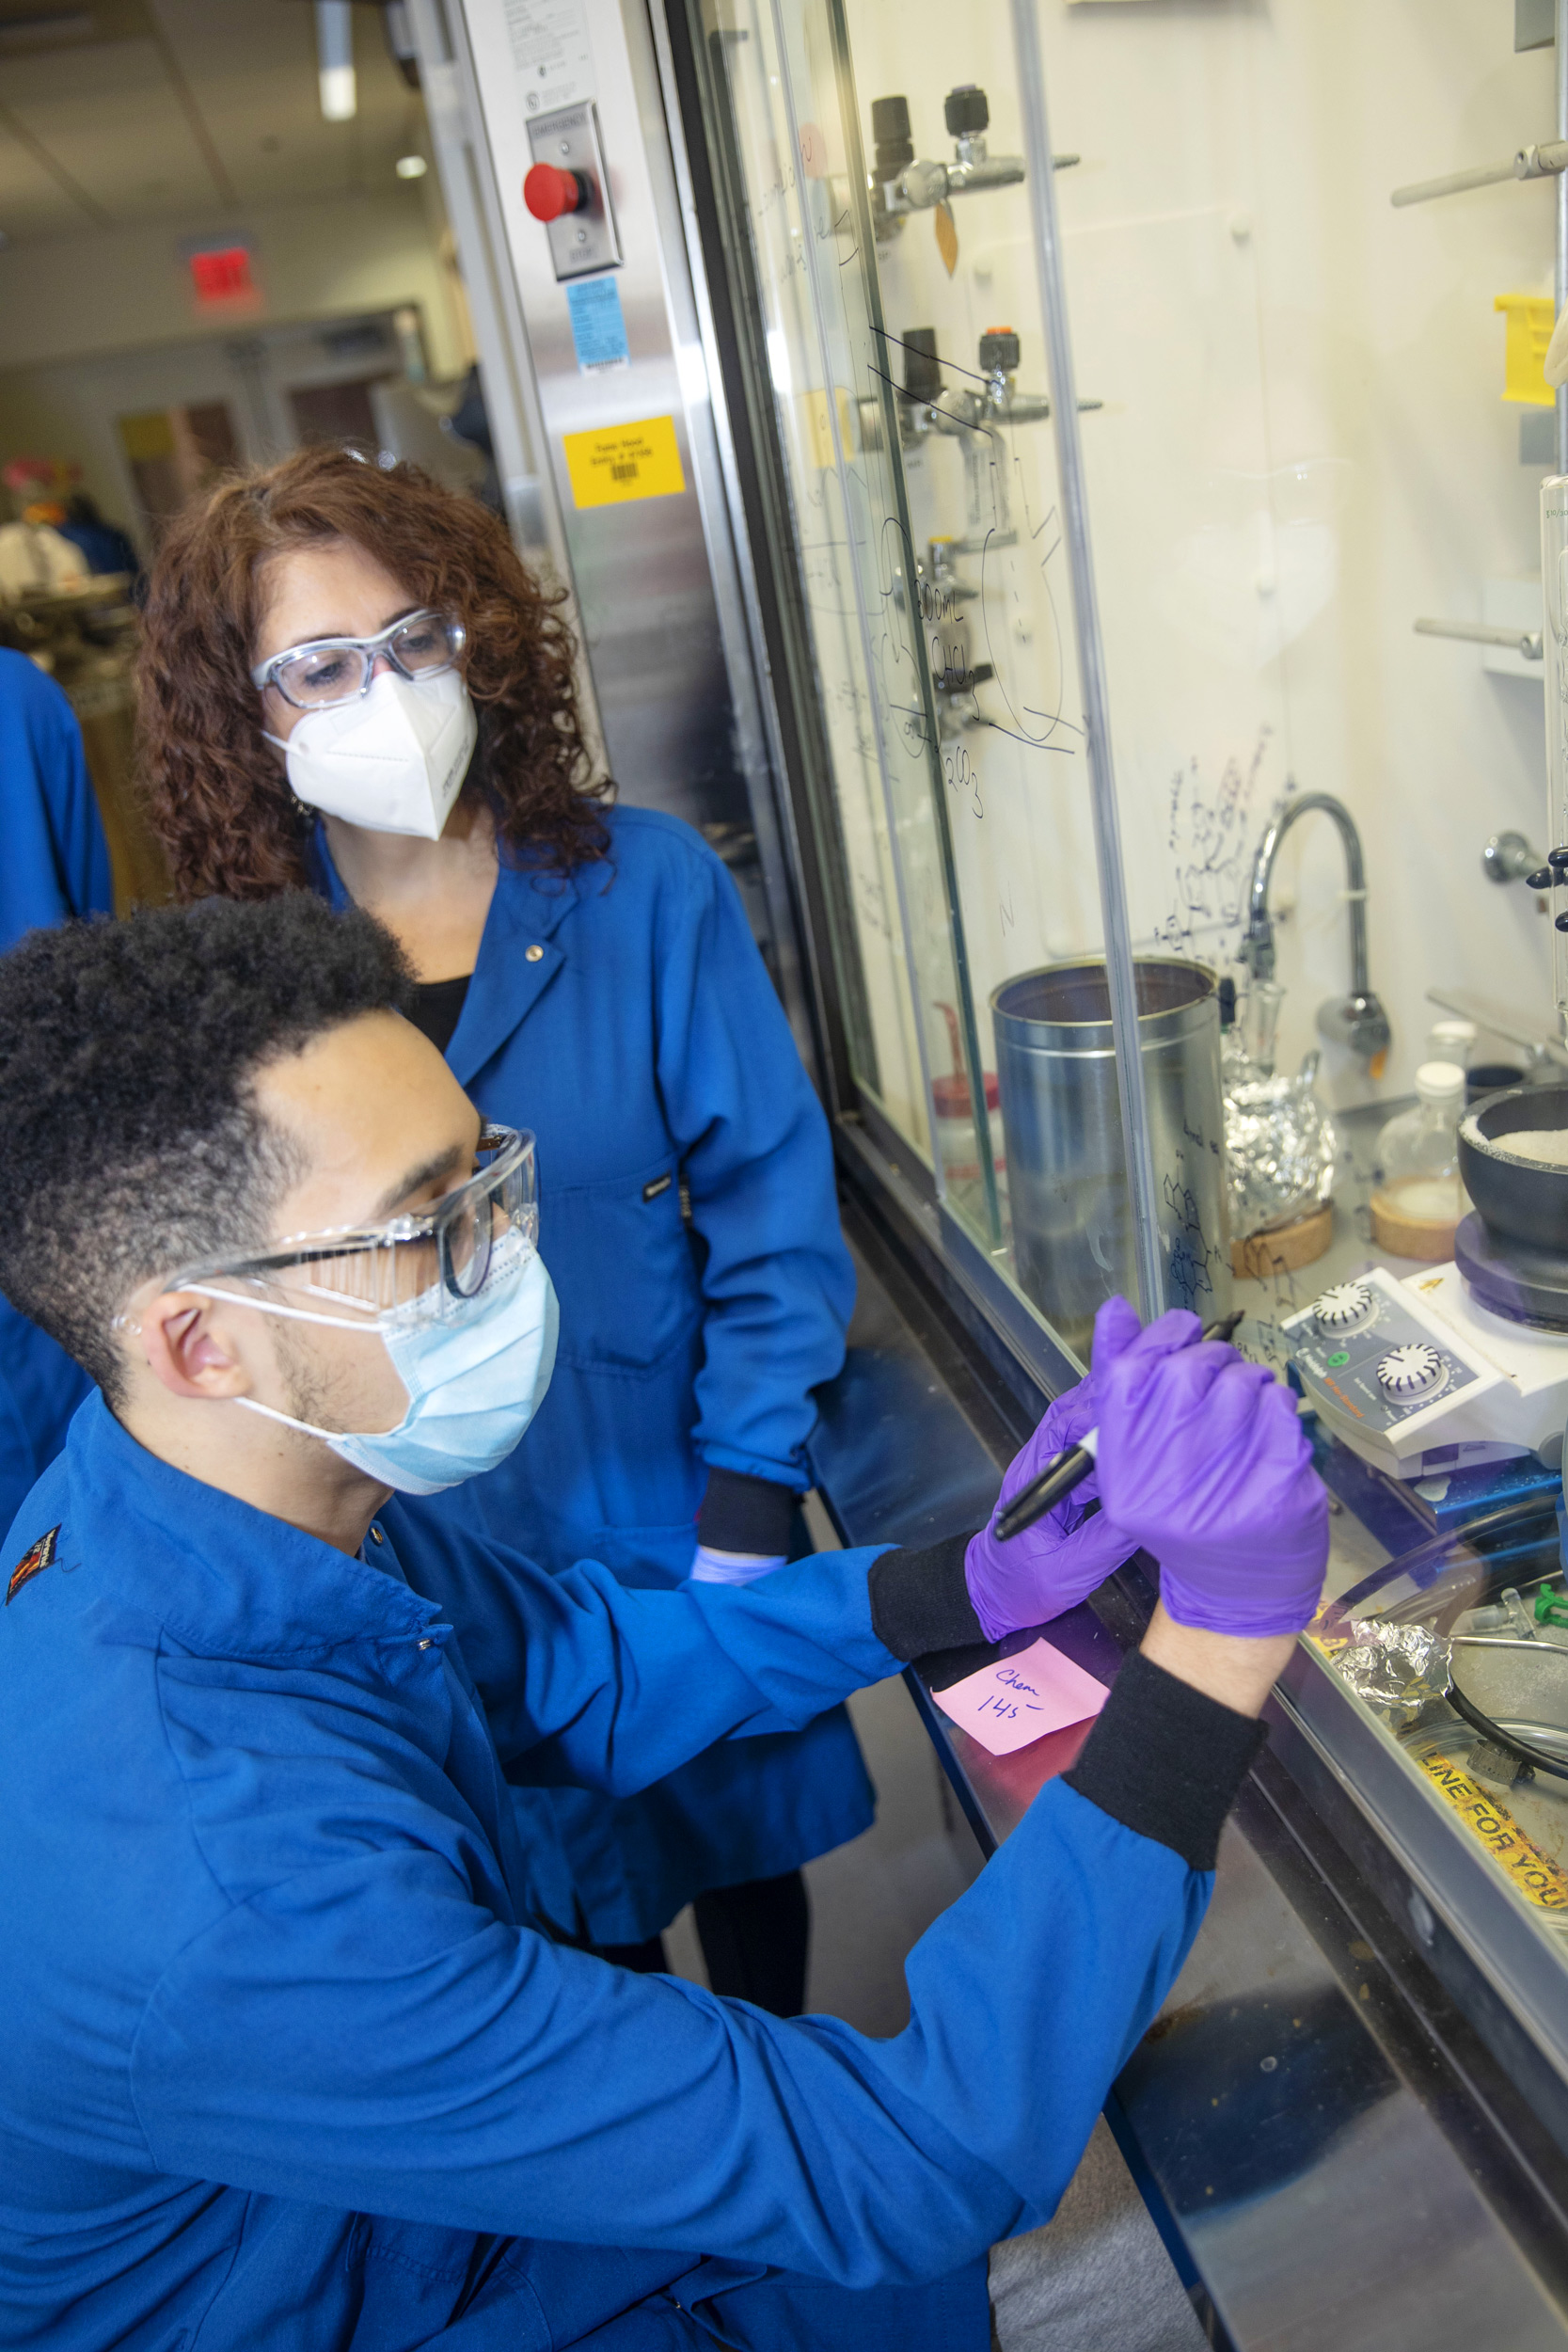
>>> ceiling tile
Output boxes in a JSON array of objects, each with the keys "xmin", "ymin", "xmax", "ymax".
[
  {"xmin": 0, "ymin": 113, "xmax": 97, "ymax": 236},
  {"xmin": 150, "ymin": 0, "xmax": 420, "ymax": 204},
  {"xmin": 1, "ymin": 37, "xmax": 221, "ymax": 217},
  {"xmin": 0, "ymin": 0, "xmax": 434, "ymax": 238}
]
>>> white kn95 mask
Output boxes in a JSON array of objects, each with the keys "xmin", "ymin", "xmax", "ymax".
[{"xmin": 265, "ymin": 668, "xmax": 478, "ymax": 840}]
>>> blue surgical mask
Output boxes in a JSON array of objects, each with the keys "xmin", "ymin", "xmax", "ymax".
[{"xmin": 239, "ymin": 1234, "xmax": 558, "ymax": 1494}]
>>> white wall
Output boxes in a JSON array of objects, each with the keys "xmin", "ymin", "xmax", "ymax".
[
  {"xmin": 841, "ymin": 0, "xmax": 1558, "ymax": 1105},
  {"xmin": 0, "ymin": 184, "xmax": 467, "ymax": 374},
  {"xmin": 0, "ymin": 183, "xmax": 472, "ymax": 541}
]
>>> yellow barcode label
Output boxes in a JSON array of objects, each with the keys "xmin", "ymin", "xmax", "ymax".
[{"xmin": 563, "ymin": 417, "xmax": 686, "ymax": 509}]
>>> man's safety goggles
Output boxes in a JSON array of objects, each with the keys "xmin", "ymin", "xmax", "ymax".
[{"xmin": 169, "ymin": 1126, "xmax": 536, "ymax": 1330}]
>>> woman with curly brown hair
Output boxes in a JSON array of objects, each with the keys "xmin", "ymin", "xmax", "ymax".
[{"xmin": 135, "ymin": 444, "xmax": 869, "ymax": 2013}]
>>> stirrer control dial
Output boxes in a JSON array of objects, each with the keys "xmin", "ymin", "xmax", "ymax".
[
  {"xmin": 1313, "ymin": 1281, "xmax": 1374, "ymax": 1333},
  {"xmin": 1376, "ymin": 1343, "xmax": 1445, "ymax": 1400}
]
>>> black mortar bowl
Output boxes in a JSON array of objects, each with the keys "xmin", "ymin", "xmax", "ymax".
[{"xmin": 1458, "ymin": 1083, "xmax": 1568, "ymax": 1254}]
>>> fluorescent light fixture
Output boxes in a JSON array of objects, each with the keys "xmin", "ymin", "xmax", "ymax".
[
  {"xmin": 395, "ymin": 153, "xmax": 428, "ymax": 179},
  {"xmin": 315, "ymin": 0, "xmax": 356, "ymax": 122}
]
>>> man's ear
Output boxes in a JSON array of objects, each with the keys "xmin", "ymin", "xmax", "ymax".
[{"xmin": 135, "ymin": 1293, "xmax": 252, "ymax": 1402}]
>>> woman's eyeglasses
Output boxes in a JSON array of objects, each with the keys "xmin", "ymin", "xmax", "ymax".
[{"xmin": 251, "ymin": 609, "xmax": 467, "ymax": 711}]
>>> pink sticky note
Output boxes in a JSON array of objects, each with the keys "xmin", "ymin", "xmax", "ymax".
[{"xmin": 932, "ymin": 1637, "xmax": 1108, "ymax": 1757}]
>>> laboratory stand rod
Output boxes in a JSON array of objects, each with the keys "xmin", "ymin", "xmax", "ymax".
[
  {"xmin": 1415, "ymin": 617, "xmax": 1544, "ymax": 659},
  {"xmin": 1391, "ymin": 158, "xmax": 1520, "ymax": 206},
  {"xmin": 1390, "ymin": 142, "xmax": 1568, "ymax": 210},
  {"xmin": 1007, "ymin": 0, "xmax": 1163, "ymax": 1326}
]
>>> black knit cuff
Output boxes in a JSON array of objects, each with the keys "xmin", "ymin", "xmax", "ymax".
[
  {"xmin": 1064, "ymin": 1650, "xmax": 1266, "ymax": 1871},
  {"xmin": 869, "ymin": 1534, "xmax": 986, "ymax": 1662},
  {"xmin": 698, "ymin": 1469, "xmax": 799, "ymax": 1556}
]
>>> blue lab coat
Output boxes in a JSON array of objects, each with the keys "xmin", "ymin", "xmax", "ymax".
[
  {"xmin": 0, "ymin": 651, "xmax": 112, "ymax": 1533},
  {"xmin": 0, "ymin": 1394, "xmax": 1212, "ymax": 2351},
  {"xmin": 315, "ymin": 806, "xmax": 872, "ymax": 1942}
]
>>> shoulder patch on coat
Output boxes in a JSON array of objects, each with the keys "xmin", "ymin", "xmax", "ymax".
[{"xmin": 7, "ymin": 1524, "xmax": 60, "ymax": 1605}]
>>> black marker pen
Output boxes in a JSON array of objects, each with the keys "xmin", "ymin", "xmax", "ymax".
[{"xmin": 994, "ymin": 1311, "xmax": 1245, "ymax": 1542}]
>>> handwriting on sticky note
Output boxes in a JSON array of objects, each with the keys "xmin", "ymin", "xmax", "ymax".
[{"xmin": 931, "ymin": 1637, "xmax": 1108, "ymax": 1757}]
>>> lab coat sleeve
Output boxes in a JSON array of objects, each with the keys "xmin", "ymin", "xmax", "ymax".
[
  {"xmin": 129, "ymin": 1770, "xmax": 1208, "ymax": 2287},
  {"xmin": 0, "ymin": 649, "xmax": 113, "ymax": 948},
  {"xmin": 388, "ymin": 1501, "xmax": 903, "ymax": 1790},
  {"xmin": 651, "ymin": 833, "xmax": 855, "ymax": 1491}
]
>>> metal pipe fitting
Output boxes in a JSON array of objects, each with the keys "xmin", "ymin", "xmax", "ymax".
[{"xmin": 1242, "ymin": 792, "xmax": 1391, "ymax": 1069}]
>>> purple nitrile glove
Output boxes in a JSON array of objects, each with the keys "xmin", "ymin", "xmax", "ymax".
[
  {"xmin": 1095, "ymin": 1334, "xmax": 1329, "ymax": 1638},
  {"xmin": 962, "ymin": 1295, "xmax": 1203, "ymax": 1643}
]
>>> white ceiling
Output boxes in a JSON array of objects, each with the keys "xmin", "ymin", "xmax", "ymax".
[{"xmin": 0, "ymin": 0, "xmax": 426, "ymax": 244}]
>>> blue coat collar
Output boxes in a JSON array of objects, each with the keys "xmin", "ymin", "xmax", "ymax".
[
  {"xmin": 309, "ymin": 825, "xmax": 604, "ymax": 1087},
  {"xmin": 64, "ymin": 1391, "xmax": 442, "ymax": 1658}
]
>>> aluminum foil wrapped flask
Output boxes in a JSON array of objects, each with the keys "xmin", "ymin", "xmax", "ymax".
[
  {"xmin": 1223, "ymin": 1030, "xmax": 1338, "ymax": 1242},
  {"xmin": 1543, "ymin": 475, "xmax": 1568, "ymax": 1044}
]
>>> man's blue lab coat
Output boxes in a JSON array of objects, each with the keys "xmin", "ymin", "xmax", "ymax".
[
  {"xmin": 316, "ymin": 805, "xmax": 871, "ymax": 1942},
  {"xmin": 0, "ymin": 651, "xmax": 112, "ymax": 1531},
  {"xmin": 0, "ymin": 1396, "xmax": 1212, "ymax": 2351}
]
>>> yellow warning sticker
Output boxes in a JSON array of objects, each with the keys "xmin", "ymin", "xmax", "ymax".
[
  {"xmin": 1496, "ymin": 292, "xmax": 1556, "ymax": 407},
  {"xmin": 798, "ymin": 387, "xmax": 853, "ymax": 471},
  {"xmin": 1420, "ymin": 1751, "xmax": 1568, "ymax": 1913},
  {"xmin": 562, "ymin": 417, "xmax": 686, "ymax": 509}
]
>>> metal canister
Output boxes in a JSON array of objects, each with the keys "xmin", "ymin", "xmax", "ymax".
[{"xmin": 992, "ymin": 958, "xmax": 1231, "ymax": 1351}]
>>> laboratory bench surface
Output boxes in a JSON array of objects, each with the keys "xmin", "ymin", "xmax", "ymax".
[{"xmin": 809, "ymin": 1200, "xmax": 1568, "ymax": 2352}]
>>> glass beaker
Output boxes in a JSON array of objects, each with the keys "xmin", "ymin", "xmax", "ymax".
[{"xmin": 1241, "ymin": 978, "xmax": 1285, "ymax": 1077}]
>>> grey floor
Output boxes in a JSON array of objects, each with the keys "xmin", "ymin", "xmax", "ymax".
[
  {"xmin": 663, "ymin": 1492, "xmax": 983, "ymax": 2027},
  {"xmin": 661, "ymin": 1503, "xmax": 1211, "ymax": 2352},
  {"xmin": 664, "ymin": 1665, "xmax": 984, "ymax": 2027}
]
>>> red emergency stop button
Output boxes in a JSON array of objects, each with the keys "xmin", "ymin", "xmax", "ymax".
[{"xmin": 524, "ymin": 163, "xmax": 591, "ymax": 222}]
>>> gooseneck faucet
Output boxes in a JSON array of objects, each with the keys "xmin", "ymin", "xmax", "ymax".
[{"xmin": 1240, "ymin": 791, "xmax": 1392, "ymax": 1074}]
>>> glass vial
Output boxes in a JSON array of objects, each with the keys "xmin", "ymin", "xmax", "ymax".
[{"xmin": 1370, "ymin": 1060, "xmax": 1467, "ymax": 1262}]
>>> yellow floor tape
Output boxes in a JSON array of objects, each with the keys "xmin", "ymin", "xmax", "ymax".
[{"xmin": 1419, "ymin": 1752, "xmax": 1568, "ymax": 1913}]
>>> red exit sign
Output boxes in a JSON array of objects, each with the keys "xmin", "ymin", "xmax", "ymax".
[{"xmin": 187, "ymin": 245, "xmax": 255, "ymax": 306}]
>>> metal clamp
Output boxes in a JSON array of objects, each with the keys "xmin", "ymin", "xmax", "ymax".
[{"xmin": 1484, "ymin": 830, "xmax": 1549, "ymax": 885}]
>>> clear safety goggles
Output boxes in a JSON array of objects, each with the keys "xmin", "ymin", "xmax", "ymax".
[
  {"xmin": 250, "ymin": 608, "xmax": 467, "ymax": 711},
  {"xmin": 168, "ymin": 1125, "xmax": 536, "ymax": 1331}
]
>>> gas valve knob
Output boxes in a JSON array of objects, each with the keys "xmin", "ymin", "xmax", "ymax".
[
  {"xmin": 524, "ymin": 164, "xmax": 592, "ymax": 223},
  {"xmin": 944, "ymin": 83, "xmax": 990, "ymax": 137},
  {"xmin": 978, "ymin": 326, "xmax": 1021, "ymax": 375},
  {"xmin": 1313, "ymin": 1280, "xmax": 1374, "ymax": 1332},
  {"xmin": 1376, "ymin": 1343, "xmax": 1445, "ymax": 1400}
]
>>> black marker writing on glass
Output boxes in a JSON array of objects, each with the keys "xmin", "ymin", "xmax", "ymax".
[{"xmin": 994, "ymin": 1311, "xmax": 1246, "ymax": 1543}]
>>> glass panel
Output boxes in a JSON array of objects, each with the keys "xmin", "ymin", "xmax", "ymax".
[
  {"xmin": 689, "ymin": 0, "xmax": 1241, "ymax": 1366},
  {"xmin": 691, "ymin": 0, "xmax": 1568, "ymax": 2032},
  {"xmin": 831, "ymin": 0, "xmax": 1218, "ymax": 1352},
  {"xmin": 694, "ymin": 0, "xmax": 998, "ymax": 1200}
]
